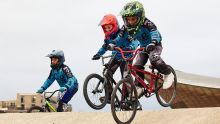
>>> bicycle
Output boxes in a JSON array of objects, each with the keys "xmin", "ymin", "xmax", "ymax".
[
  {"xmin": 27, "ymin": 90, "xmax": 71, "ymax": 113},
  {"xmin": 83, "ymin": 54, "xmax": 122, "ymax": 110},
  {"xmin": 111, "ymin": 47, "xmax": 177, "ymax": 124}
]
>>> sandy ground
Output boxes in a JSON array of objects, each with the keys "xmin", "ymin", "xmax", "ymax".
[{"xmin": 0, "ymin": 107, "xmax": 220, "ymax": 124}]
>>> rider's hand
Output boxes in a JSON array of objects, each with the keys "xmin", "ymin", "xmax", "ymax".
[
  {"xmin": 59, "ymin": 87, "xmax": 67, "ymax": 93},
  {"xmin": 36, "ymin": 88, "xmax": 45, "ymax": 94},
  {"xmin": 92, "ymin": 54, "xmax": 101, "ymax": 60},
  {"xmin": 145, "ymin": 41, "xmax": 156, "ymax": 53},
  {"xmin": 107, "ymin": 44, "xmax": 116, "ymax": 51}
]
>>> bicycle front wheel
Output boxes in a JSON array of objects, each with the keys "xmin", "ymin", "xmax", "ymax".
[
  {"xmin": 27, "ymin": 106, "xmax": 44, "ymax": 113},
  {"xmin": 83, "ymin": 73, "xmax": 108, "ymax": 110},
  {"xmin": 155, "ymin": 65, "xmax": 177, "ymax": 107},
  {"xmin": 111, "ymin": 78, "xmax": 138, "ymax": 124}
]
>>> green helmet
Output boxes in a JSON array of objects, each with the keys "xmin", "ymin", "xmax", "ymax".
[{"xmin": 120, "ymin": 1, "xmax": 145, "ymax": 36}]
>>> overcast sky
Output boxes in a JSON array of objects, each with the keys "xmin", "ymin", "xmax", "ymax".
[{"xmin": 0, "ymin": 0, "xmax": 219, "ymax": 111}]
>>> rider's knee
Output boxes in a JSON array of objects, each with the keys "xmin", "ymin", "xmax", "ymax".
[
  {"xmin": 149, "ymin": 53, "xmax": 161, "ymax": 64},
  {"xmin": 154, "ymin": 60, "xmax": 171, "ymax": 75}
]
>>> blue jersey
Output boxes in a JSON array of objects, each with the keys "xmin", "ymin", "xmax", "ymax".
[
  {"xmin": 135, "ymin": 18, "xmax": 162, "ymax": 47},
  {"xmin": 96, "ymin": 31, "xmax": 118, "ymax": 56},
  {"xmin": 41, "ymin": 64, "xmax": 78, "ymax": 90},
  {"xmin": 113, "ymin": 33, "xmax": 139, "ymax": 60},
  {"xmin": 97, "ymin": 30, "xmax": 139, "ymax": 61}
]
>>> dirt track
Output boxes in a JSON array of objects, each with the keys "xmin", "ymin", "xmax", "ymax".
[{"xmin": 0, "ymin": 107, "xmax": 220, "ymax": 124}]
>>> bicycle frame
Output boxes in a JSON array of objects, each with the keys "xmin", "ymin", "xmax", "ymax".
[
  {"xmin": 100, "ymin": 54, "xmax": 118, "ymax": 89},
  {"xmin": 44, "ymin": 100, "xmax": 57, "ymax": 112},
  {"xmin": 111, "ymin": 47, "xmax": 177, "ymax": 124},
  {"xmin": 42, "ymin": 90, "xmax": 61, "ymax": 112},
  {"xmin": 114, "ymin": 47, "xmax": 164, "ymax": 94},
  {"xmin": 129, "ymin": 64, "xmax": 163, "ymax": 94}
]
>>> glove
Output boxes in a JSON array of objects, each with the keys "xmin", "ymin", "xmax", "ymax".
[
  {"xmin": 36, "ymin": 88, "xmax": 45, "ymax": 94},
  {"xmin": 107, "ymin": 44, "xmax": 116, "ymax": 51},
  {"xmin": 92, "ymin": 54, "xmax": 101, "ymax": 60},
  {"xmin": 59, "ymin": 87, "xmax": 67, "ymax": 93},
  {"xmin": 145, "ymin": 42, "xmax": 156, "ymax": 53}
]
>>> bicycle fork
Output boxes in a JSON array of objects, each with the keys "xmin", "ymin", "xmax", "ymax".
[{"xmin": 45, "ymin": 101, "xmax": 57, "ymax": 112}]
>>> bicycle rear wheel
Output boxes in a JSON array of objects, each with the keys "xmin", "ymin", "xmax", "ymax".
[
  {"xmin": 155, "ymin": 65, "xmax": 177, "ymax": 107},
  {"xmin": 83, "ymin": 73, "xmax": 108, "ymax": 110},
  {"xmin": 111, "ymin": 78, "xmax": 138, "ymax": 124},
  {"xmin": 27, "ymin": 106, "xmax": 44, "ymax": 113}
]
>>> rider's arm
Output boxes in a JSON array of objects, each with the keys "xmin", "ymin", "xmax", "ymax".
[
  {"xmin": 114, "ymin": 34, "xmax": 124, "ymax": 47},
  {"xmin": 41, "ymin": 70, "xmax": 55, "ymax": 90},
  {"xmin": 143, "ymin": 18, "xmax": 162, "ymax": 44},
  {"xmin": 66, "ymin": 76, "xmax": 78, "ymax": 89},
  {"xmin": 97, "ymin": 47, "xmax": 106, "ymax": 56},
  {"xmin": 96, "ymin": 39, "xmax": 109, "ymax": 56},
  {"xmin": 129, "ymin": 40, "xmax": 139, "ymax": 50},
  {"xmin": 62, "ymin": 66, "xmax": 78, "ymax": 89},
  {"xmin": 113, "ymin": 32, "xmax": 139, "ymax": 50}
]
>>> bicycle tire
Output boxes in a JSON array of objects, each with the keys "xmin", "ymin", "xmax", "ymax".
[
  {"xmin": 83, "ymin": 73, "xmax": 108, "ymax": 110},
  {"xmin": 111, "ymin": 78, "xmax": 138, "ymax": 124},
  {"xmin": 155, "ymin": 65, "xmax": 177, "ymax": 107},
  {"xmin": 27, "ymin": 106, "xmax": 44, "ymax": 113}
]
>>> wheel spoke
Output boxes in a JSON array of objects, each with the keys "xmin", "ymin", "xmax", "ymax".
[{"xmin": 83, "ymin": 74, "xmax": 107, "ymax": 110}]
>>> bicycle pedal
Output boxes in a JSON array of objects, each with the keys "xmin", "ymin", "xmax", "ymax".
[
  {"xmin": 99, "ymin": 96, "xmax": 105, "ymax": 103},
  {"xmin": 144, "ymin": 92, "xmax": 150, "ymax": 97}
]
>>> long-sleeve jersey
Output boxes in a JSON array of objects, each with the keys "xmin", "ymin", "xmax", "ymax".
[
  {"xmin": 41, "ymin": 64, "xmax": 78, "ymax": 90},
  {"xmin": 97, "ymin": 30, "xmax": 139, "ymax": 61},
  {"xmin": 113, "ymin": 33, "xmax": 139, "ymax": 60},
  {"xmin": 135, "ymin": 18, "xmax": 162, "ymax": 47}
]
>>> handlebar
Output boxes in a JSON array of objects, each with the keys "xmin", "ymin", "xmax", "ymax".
[
  {"xmin": 114, "ymin": 47, "xmax": 144, "ymax": 61},
  {"xmin": 101, "ymin": 55, "xmax": 113, "ymax": 59},
  {"xmin": 44, "ymin": 90, "xmax": 61, "ymax": 99},
  {"xmin": 101, "ymin": 54, "xmax": 114, "ymax": 66}
]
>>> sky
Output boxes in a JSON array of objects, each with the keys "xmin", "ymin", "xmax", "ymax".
[{"xmin": 0, "ymin": 0, "xmax": 219, "ymax": 112}]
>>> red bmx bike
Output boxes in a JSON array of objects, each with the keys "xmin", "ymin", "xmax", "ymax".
[{"xmin": 111, "ymin": 47, "xmax": 177, "ymax": 124}]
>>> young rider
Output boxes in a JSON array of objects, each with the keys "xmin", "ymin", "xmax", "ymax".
[
  {"xmin": 117, "ymin": 1, "xmax": 173, "ymax": 97},
  {"xmin": 37, "ymin": 50, "xmax": 78, "ymax": 112},
  {"xmin": 92, "ymin": 14, "xmax": 139, "ymax": 103}
]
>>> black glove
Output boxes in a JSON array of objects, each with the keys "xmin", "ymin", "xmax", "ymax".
[
  {"xmin": 145, "ymin": 42, "xmax": 156, "ymax": 53},
  {"xmin": 92, "ymin": 54, "xmax": 101, "ymax": 60}
]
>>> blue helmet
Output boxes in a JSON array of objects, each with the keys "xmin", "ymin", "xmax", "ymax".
[{"xmin": 46, "ymin": 50, "xmax": 65, "ymax": 66}]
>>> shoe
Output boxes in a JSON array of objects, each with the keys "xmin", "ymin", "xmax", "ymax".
[
  {"xmin": 137, "ymin": 100, "xmax": 142, "ymax": 110},
  {"xmin": 57, "ymin": 101, "xmax": 64, "ymax": 112},
  {"xmin": 162, "ymin": 73, "xmax": 174, "ymax": 89},
  {"xmin": 136, "ymin": 86, "xmax": 144, "ymax": 98},
  {"xmin": 62, "ymin": 103, "xmax": 68, "ymax": 112},
  {"xmin": 126, "ymin": 100, "xmax": 142, "ymax": 111},
  {"xmin": 99, "ymin": 96, "xmax": 111, "ymax": 104}
]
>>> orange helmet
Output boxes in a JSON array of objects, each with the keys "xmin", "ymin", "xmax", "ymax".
[{"xmin": 99, "ymin": 14, "xmax": 119, "ymax": 38}]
